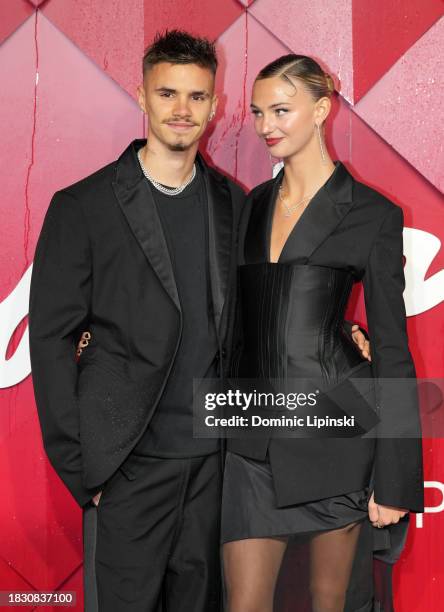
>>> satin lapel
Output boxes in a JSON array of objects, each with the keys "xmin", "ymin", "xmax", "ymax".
[
  {"xmin": 279, "ymin": 162, "xmax": 355, "ymax": 263},
  {"xmin": 201, "ymin": 158, "xmax": 233, "ymax": 336},
  {"xmin": 112, "ymin": 141, "xmax": 180, "ymax": 311},
  {"xmin": 244, "ymin": 173, "xmax": 282, "ymax": 264}
]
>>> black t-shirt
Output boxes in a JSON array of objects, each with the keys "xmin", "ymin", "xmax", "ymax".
[{"xmin": 133, "ymin": 166, "xmax": 220, "ymax": 457}]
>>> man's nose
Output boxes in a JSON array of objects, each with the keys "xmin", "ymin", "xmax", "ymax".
[{"xmin": 172, "ymin": 96, "xmax": 191, "ymax": 117}]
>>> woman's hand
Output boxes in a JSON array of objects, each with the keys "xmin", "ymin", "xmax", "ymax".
[
  {"xmin": 76, "ymin": 330, "xmax": 91, "ymax": 357},
  {"xmin": 351, "ymin": 324, "xmax": 371, "ymax": 361},
  {"xmin": 368, "ymin": 491, "xmax": 408, "ymax": 528}
]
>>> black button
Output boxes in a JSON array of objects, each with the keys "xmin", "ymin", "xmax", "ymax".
[{"xmin": 221, "ymin": 348, "xmax": 227, "ymax": 358}]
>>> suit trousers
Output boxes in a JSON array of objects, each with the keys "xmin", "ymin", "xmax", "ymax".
[{"xmin": 83, "ymin": 452, "xmax": 223, "ymax": 612}]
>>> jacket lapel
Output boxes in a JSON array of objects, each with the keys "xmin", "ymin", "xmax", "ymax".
[
  {"xmin": 200, "ymin": 155, "xmax": 233, "ymax": 336},
  {"xmin": 279, "ymin": 161, "xmax": 355, "ymax": 263},
  {"xmin": 112, "ymin": 140, "xmax": 180, "ymax": 311},
  {"xmin": 244, "ymin": 178, "xmax": 279, "ymax": 264}
]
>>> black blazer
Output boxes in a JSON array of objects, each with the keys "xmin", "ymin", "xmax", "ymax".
[
  {"xmin": 228, "ymin": 162, "xmax": 424, "ymax": 513},
  {"xmin": 29, "ymin": 140, "xmax": 244, "ymax": 507}
]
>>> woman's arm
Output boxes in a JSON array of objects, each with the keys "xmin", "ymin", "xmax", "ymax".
[{"xmin": 362, "ymin": 205, "xmax": 424, "ymax": 516}]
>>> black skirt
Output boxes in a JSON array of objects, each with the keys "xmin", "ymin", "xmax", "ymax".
[
  {"xmin": 221, "ymin": 451, "xmax": 370, "ymax": 543},
  {"xmin": 221, "ymin": 452, "xmax": 409, "ymax": 611}
]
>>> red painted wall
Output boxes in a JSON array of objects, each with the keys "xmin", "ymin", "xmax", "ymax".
[{"xmin": 0, "ymin": 1, "xmax": 443, "ymax": 609}]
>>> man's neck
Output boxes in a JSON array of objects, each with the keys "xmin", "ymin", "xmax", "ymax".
[{"xmin": 139, "ymin": 138, "xmax": 199, "ymax": 188}]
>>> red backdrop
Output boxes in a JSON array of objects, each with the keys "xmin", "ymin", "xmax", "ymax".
[{"xmin": 0, "ymin": 1, "xmax": 443, "ymax": 610}]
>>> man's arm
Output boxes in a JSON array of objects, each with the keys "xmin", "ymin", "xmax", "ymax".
[{"xmin": 29, "ymin": 190, "xmax": 97, "ymax": 507}]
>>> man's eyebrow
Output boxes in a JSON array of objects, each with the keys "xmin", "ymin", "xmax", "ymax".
[
  {"xmin": 155, "ymin": 87, "xmax": 210, "ymax": 97},
  {"xmin": 190, "ymin": 90, "xmax": 210, "ymax": 97}
]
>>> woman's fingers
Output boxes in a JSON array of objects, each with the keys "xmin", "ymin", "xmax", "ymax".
[{"xmin": 370, "ymin": 501, "xmax": 409, "ymax": 528}]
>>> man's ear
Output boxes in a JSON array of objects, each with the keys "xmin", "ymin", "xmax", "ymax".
[
  {"xmin": 137, "ymin": 84, "xmax": 147, "ymax": 114},
  {"xmin": 211, "ymin": 94, "xmax": 219, "ymax": 118}
]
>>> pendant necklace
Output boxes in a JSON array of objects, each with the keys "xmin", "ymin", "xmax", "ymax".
[{"xmin": 278, "ymin": 185, "xmax": 315, "ymax": 217}]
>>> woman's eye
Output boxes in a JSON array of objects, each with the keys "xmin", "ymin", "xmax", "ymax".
[
  {"xmin": 275, "ymin": 108, "xmax": 288, "ymax": 116},
  {"xmin": 192, "ymin": 95, "xmax": 205, "ymax": 101},
  {"xmin": 160, "ymin": 92, "xmax": 173, "ymax": 98},
  {"xmin": 251, "ymin": 110, "xmax": 262, "ymax": 117}
]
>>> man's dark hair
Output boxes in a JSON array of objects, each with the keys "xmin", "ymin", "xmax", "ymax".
[{"xmin": 143, "ymin": 30, "xmax": 218, "ymax": 76}]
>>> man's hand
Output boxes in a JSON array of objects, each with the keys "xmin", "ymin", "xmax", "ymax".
[
  {"xmin": 92, "ymin": 491, "xmax": 102, "ymax": 507},
  {"xmin": 351, "ymin": 324, "xmax": 371, "ymax": 361},
  {"xmin": 368, "ymin": 491, "xmax": 408, "ymax": 528}
]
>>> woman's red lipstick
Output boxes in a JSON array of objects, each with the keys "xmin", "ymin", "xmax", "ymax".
[{"xmin": 265, "ymin": 137, "xmax": 284, "ymax": 147}]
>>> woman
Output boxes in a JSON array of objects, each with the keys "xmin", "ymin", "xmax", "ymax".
[{"xmin": 221, "ymin": 55, "xmax": 424, "ymax": 612}]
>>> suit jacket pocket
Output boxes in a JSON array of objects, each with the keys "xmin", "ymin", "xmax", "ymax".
[
  {"xmin": 321, "ymin": 361, "xmax": 379, "ymax": 435},
  {"xmin": 77, "ymin": 350, "xmax": 155, "ymax": 489}
]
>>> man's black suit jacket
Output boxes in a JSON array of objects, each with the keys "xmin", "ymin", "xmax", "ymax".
[{"xmin": 29, "ymin": 140, "xmax": 244, "ymax": 507}]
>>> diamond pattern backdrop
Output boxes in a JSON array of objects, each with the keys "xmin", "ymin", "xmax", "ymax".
[{"xmin": 0, "ymin": 0, "xmax": 443, "ymax": 610}]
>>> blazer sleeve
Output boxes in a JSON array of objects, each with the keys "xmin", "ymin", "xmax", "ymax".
[
  {"xmin": 362, "ymin": 205, "xmax": 424, "ymax": 512},
  {"xmin": 29, "ymin": 190, "xmax": 97, "ymax": 507}
]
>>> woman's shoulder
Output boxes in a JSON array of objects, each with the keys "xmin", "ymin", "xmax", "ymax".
[
  {"xmin": 247, "ymin": 176, "xmax": 276, "ymax": 202},
  {"xmin": 352, "ymin": 175, "xmax": 401, "ymax": 219}
]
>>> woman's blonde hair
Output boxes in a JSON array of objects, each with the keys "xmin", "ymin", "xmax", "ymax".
[{"xmin": 256, "ymin": 54, "xmax": 335, "ymax": 100}]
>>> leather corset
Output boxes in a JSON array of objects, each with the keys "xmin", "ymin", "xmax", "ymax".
[{"xmin": 234, "ymin": 263, "xmax": 366, "ymax": 384}]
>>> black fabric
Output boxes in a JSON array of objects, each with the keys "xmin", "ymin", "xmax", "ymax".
[
  {"xmin": 228, "ymin": 161, "xmax": 423, "ymax": 514},
  {"xmin": 222, "ymin": 160, "xmax": 422, "ymax": 611},
  {"xmin": 229, "ymin": 263, "xmax": 377, "ymax": 506},
  {"xmin": 28, "ymin": 139, "xmax": 244, "ymax": 505},
  {"xmin": 221, "ymin": 452, "xmax": 370, "ymax": 543},
  {"xmin": 133, "ymin": 166, "xmax": 219, "ymax": 457},
  {"xmin": 83, "ymin": 504, "xmax": 99, "ymax": 612},
  {"xmin": 83, "ymin": 452, "xmax": 222, "ymax": 612}
]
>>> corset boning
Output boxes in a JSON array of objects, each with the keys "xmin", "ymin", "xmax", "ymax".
[{"xmin": 235, "ymin": 263, "xmax": 365, "ymax": 384}]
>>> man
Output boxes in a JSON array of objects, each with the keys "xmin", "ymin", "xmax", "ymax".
[{"xmin": 29, "ymin": 30, "xmax": 369, "ymax": 611}]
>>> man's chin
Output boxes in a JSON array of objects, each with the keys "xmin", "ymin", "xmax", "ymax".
[{"xmin": 167, "ymin": 142, "xmax": 189, "ymax": 152}]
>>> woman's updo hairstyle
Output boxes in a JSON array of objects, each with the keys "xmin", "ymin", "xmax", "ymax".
[{"xmin": 256, "ymin": 54, "xmax": 335, "ymax": 101}]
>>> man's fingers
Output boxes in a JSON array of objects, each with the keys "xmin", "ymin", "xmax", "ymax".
[
  {"xmin": 368, "ymin": 507, "xmax": 379, "ymax": 523},
  {"xmin": 352, "ymin": 328, "xmax": 364, "ymax": 347},
  {"xmin": 362, "ymin": 341, "xmax": 370, "ymax": 359},
  {"xmin": 92, "ymin": 491, "xmax": 102, "ymax": 506},
  {"xmin": 352, "ymin": 331, "xmax": 373, "ymax": 362},
  {"xmin": 364, "ymin": 340, "xmax": 372, "ymax": 361},
  {"xmin": 368, "ymin": 495, "xmax": 379, "ymax": 523}
]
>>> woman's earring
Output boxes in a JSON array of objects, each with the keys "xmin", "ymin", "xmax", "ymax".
[
  {"xmin": 316, "ymin": 123, "xmax": 327, "ymax": 164},
  {"xmin": 208, "ymin": 111, "xmax": 215, "ymax": 121}
]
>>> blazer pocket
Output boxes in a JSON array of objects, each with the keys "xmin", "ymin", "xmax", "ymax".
[
  {"xmin": 77, "ymin": 350, "xmax": 152, "ymax": 489},
  {"xmin": 321, "ymin": 361, "xmax": 379, "ymax": 434}
]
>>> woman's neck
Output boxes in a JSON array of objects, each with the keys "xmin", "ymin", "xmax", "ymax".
[{"xmin": 282, "ymin": 147, "xmax": 336, "ymax": 199}]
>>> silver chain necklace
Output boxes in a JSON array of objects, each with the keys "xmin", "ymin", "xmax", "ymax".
[
  {"xmin": 278, "ymin": 185, "xmax": 315, "ymax": 217},
  {"xmin": 137, "ymin": 149, "xmax": 196, "ymax": 196}
]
